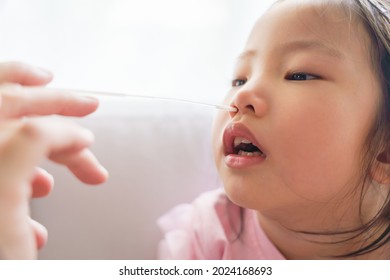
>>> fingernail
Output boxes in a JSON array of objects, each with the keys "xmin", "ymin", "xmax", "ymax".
[
  {"xmin": 36, "ymin": 67, "xmax": 53, "ymax": 79},
  {"xmin": 99, "ymin": 165, "xmax": 109, "ymax": 178},
  {"xmin": 42, "ymin": 168, "xmax": 55, "ymax": 186},
  {"xmin": 81, "ymin": 95, "xmax": 99, "ymax": 103}
]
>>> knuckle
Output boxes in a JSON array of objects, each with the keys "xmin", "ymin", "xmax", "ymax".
[
  {"xmin": 0, "ymin": 83, "xmax": 22, "ymax": 92},
  {"xmin": 18, "ymin": 120, "xmax": 45, "ymax": 142},
  {"xmin": 53, "ymin": 94, "xmax": 75, "ymax": 115},
  {"xmin": 0, "ymin": 83, "xmax": 24, "ymax": 101}
]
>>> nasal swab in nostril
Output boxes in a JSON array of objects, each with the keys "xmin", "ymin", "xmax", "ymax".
[{"xmin": 52, "ymin": 88, "xmax": 238, "ymax": 112}]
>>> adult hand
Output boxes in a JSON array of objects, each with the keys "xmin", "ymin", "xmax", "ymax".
[{"xmin": 0, "ymin": 62, "xmax": 108, "ymax": 259}]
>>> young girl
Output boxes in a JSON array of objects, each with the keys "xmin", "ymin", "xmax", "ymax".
[{"xmin": 158, "ymin": 0, "xmax": 390, "ymax": 259}]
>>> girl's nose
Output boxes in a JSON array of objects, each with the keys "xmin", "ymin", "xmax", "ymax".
[{"xmin": 229, "ymin": 83, "xmax": 268, "ymax": 118}]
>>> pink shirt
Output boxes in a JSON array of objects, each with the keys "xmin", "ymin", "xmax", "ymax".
[{"xmin": 158, "ymin": 188, "xmax": 285, "ymax": 259}]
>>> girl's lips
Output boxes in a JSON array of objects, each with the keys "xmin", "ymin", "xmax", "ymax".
[{"xmin": 222, "ymin": 122, "xmax": 267, "ymax": 168}]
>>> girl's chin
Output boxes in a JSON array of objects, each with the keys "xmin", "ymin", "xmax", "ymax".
[{"xmin": 222, "ymin": 182, "xmax": 257, "ymax": 208}]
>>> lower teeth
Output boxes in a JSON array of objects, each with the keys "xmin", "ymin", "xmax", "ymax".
[{"xmin": 238, "ymin": 150, "xmax": 264, "ymax": 157}]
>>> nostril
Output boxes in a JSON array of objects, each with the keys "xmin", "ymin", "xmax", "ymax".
[{"xmin": 246, "ymin": 104, "xmax": 255, "ymax": 111}]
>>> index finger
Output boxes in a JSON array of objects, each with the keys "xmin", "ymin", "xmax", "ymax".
[
  {"xmin": 0, "ymin": 85, "xmax": 99, "ymax": 118},
  {"xmin": 0, "ymin": 61, "xmax": 53, "ymax": 86}
]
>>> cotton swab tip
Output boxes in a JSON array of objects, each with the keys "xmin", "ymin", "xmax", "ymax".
[{"xmin": 216, "ymin": 105, "xmax": 238, "ymax": 112}]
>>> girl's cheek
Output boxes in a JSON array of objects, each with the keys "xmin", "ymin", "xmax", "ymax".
[
  {"xmin": 211, "ymin": 111, "xmax": 228, "ymax": 152},
  {"xmin": 213, "ymin": 92, "xmax": 233, "ymax": 129},
  {"xmin": 212, "ymin": 91, "xmax": 235, "ymax": 155},
  {"xmin": 212, "ymin": 111, "xmax": 224, "ymax": 137}
]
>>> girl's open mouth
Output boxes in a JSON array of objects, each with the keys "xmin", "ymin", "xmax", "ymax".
[
  {"xmin": 223, "ymin": 123, "xmax": 267, "ymax": 168},
  {"xmin": 232, "ymin": 136, "xmax": 266, "ymax": 157}
]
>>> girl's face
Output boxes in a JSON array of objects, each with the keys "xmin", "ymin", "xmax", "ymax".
[{"xmin": 212, "ymin": 0, "xmax": 382, "ymax": 230}]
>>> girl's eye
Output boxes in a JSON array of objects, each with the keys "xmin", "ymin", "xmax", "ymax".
[
  {"xmin": 286, "ymin": 72, "xmax": 319, "ymax": 81},
  {"xmin": 232, "ymin": 79, "xmax": 247, "ymax": 87}
]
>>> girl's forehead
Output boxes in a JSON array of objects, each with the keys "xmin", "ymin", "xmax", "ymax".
[
  {"xmin": 265, "ymin": 0, "xmax": 357, "ymax": 33},
  {"xmin": 245, "ymin": 0, "xmax": 372, "ymax": 63}
]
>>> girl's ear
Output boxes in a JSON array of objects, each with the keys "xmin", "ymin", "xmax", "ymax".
[{"xmin": 371, "ymin": 151, "xmax": 390, "ymax": 184}]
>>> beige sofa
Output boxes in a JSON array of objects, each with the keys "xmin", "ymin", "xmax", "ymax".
[{"xmin": 32, "ymin": 97, "xmax": 221, "ymax": 259}]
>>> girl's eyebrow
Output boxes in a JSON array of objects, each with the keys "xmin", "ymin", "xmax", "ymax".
[
  {"xmin": 278, "ymin": 40, "xmax": 344, "ymax": 59},
  {"xmin": 236, "ymin": 40, "xmax": 344, "ymax": 62},
  {"xmin": 236, "ymin": 50, "xmax": 258, "ymax": 62}
]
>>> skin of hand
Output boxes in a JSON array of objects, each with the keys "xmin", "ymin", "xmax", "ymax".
[{"xmin": 0, "ymin": 61, "xmax": 109, "ymax": 259}]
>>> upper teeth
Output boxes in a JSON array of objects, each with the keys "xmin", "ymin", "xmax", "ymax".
[{"xmin": 234, "ymin": 137, "xmax": 252, "ymax": 147}]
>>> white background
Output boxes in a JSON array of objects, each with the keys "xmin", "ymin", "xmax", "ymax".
[{"xmin": 0, "ymin": 0, "xmax": 273, "ymax": 105}]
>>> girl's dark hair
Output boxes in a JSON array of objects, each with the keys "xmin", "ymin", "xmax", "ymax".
[
  {"xmin": 228, "ymin": 0, "xmax": 390, "ymax": 258},
  {"xmin": 333, "ymin": 0, "xmax": 390, "ymax": 258}
]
